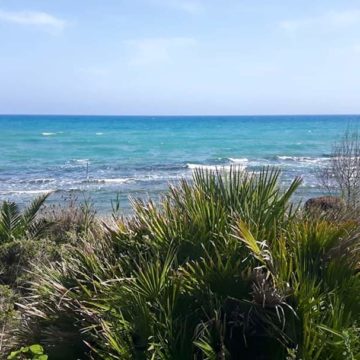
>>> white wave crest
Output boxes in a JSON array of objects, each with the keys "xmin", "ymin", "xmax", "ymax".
[
  {"xmin": 228, "ymin": 157, "xmax": 248, "ymax": 164},
  {"xmin": 73, "ymin": 159, "xmax": 89, "ymax": 164},
  {"xmin": 137, "ymin": 173, "xmax": 188, "ymax": 182},
  {"xmin": 187, "ymin": 163, "xmax": 245, "ymax": 171},
  {"xmin": 82, "ymin": 178, "xmax": 130, "ymax": 184},
  {"xmin": 0, "ymin": 189, "xmax": 54, "ymax": 195},
  {"xmin": 42, "ymin": 132, "xmax": 56, "ymax": 136},
  {"xmin": 276, "ymin": 156, "xmax": 327, "ymax": 164},
  {"xmin": 19, "ymin": 178, "xmax": 55, "ymax": 184}
]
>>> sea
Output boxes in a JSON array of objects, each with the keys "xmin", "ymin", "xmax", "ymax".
[{"xmin": 0, "ymin": 115, "xmax": 358, "ymax": 214}]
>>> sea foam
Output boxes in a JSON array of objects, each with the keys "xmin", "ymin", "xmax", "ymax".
[
  {"xmin": 228, "ymin": 157, "xmax": 249, "ymax": 164},
  {"xmin": 0, "ymin": 189, "xmax": 54, "ymax": 195},
  {"xmin": 82, "ymin": 178, "xmax": 130, "ymax": 184},
  {"xmin": 276, "ymin": 156, "xmax": 328, "ymax": 164},
  {"xmin": 187, "ymin": 163, "xmax": 246, "ymax": 171}
]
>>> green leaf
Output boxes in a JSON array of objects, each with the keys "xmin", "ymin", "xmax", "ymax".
[
  {"xmin": 30, "ymin": 344, "xmax": 44, "ymax": 355},
  {"xmin": 7, "ymin": 350, "xmax": 21, "ymax": 360},
  {"xmin": 35, "ymin": 355, "xmax": 48, "ymax": 360}
]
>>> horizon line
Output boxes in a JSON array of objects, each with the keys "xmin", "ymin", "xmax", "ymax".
[{"xmin": 1, "ymin": 113, "xmax": 360, "ymax": 117}]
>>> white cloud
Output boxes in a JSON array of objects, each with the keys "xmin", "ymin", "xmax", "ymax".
[
  {"xmin": 352, "ymin": 44, "xmax": 360, "ymax": 54},
  {"xmin": 79, "ymin": 66, "xmax": 110, "ymax": 76},
  {"xmin": 280, "ymin": 10, "xmax": 360, "ymax": 32},
  {"xmin": 125, "ymin": 37, "xmax": 197, "ymax": 65},
  {"xmin": 152, "ymin": 0, "xmax": 204, "ymax": 14},
  {"xmin": 169, "ymin": 0, "xmax": 203, "ymax": 14},
  {"xmin": 0, "ymin": 9, "xmax": 67, "ymax": 31}
]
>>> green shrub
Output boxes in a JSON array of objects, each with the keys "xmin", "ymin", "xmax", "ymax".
[
  {"xmin": 0, "ymin": 240, "xmax": 59, "ymax": 288},
  {"xmin": 0, "ymin": 285, "xmax": 20, "ymax": 356},
  {"xmin": 40, "ymin": 196, "xmax": 100, "ymax": 244},
  {"xmin": 0, "ymin": 194, "xmax": 50, "ymax": 244},
  {"xmin": 7, "ymin": 344, "xmax": 47, "ymax": 360},
  {"xmin": 7, "ymin": 167, "xmax": 360, "ymax": 359}
]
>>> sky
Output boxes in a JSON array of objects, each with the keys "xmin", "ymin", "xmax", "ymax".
[{"xmin": 0, "ymin": 0, "xmax": 360, "ymax": 115}]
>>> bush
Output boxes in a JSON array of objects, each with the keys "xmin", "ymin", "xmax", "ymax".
[
  {"xmin": 39, "ymin": 196, "xmax": 100, "ymax": 244},
  {"xmin": 7, "ymin": 344, "xmax": 48, "ymax": 360},
  {"xmin": 0, "ymin": 285, "xmax": 20, "ymax": 355},
  {"xmin": 5, "ymin": 168, "xmax": 360, "ymax": 359},
  {"xmin": 0, "ymin": 240, "xmax": 59, "ymax": 288},
  {"xmin": 319, "ymin": 128, "xmax": 360, "ymax": 211},
  {"xmin": 0, "ymin": 194, "xmax": 50, "ymax": 244}
]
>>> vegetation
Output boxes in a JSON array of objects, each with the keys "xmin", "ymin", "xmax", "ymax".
[
  {"xmin": 0, "ymin": 167, "xmax": 359, "ymax": 359},
  {"xmin": 0, "ymin": 194, "xmax": 50, "ymax": 244},
  {"xmin": 319, "ymin": 128, "xmax": 360, "ymax": 210},
  {"xmin": 7, "ymin": 344, "xmax": 48, "ymax": 360}
]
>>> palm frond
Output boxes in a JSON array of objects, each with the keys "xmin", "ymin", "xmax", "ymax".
[
  {"xmin": 0, "ymin": 201, "xmax": 22, "ymax": 242},
  {"xmin": 23, "ymin": 193, "xmax": 50, "ymax": 227}
]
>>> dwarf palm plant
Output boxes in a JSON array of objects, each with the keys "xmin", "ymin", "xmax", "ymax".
[
  {"xmin": 17, "ymin": 167, "xmax": 360, "ymax": 359},
  {"xmin": 18, "ymin": 168, "xmax": 305, "ymax": 359},
  {"xmin": 236, "ymin": 214, "xmax": 360, "ymax": 359},
  {"xmin": 0, "ymin": 194, "xmax": 50, "ymax": 243}
]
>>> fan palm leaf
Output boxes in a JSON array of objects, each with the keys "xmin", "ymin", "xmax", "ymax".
[{"xmin": 0, "ymin": 193, "xmax": 50, "ymax": 243}]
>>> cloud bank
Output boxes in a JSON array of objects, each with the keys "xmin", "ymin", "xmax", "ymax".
[
  {"xmin": 280, "ymin": 9, "xmax": 360, "ymax": 32},
  {"xmin": 0, "ymin": 9, "xmax": 67, "ymax": 31},
  {"xmin": 152, "ymin": 0, "xmax": 204, "ymax": 14},
  {"xmin": 125, "ymin": 37, "xmax": 197, "ymax": 65}
]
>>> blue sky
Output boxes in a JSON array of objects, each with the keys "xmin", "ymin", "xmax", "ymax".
[{"xmin": 0, "ymin": 0, "xmax": 360, "ymax": 115}]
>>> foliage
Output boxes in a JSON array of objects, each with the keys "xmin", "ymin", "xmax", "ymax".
[
  {"xmin": 1, "ymin": 285, "xmax": 20, "ymax": 355},
  {"xmin": 0, "ymin": 240, "xmax": 60, "ymax": 288},
  {"xmin": 39, "ymin": 195, "xmax": 99, "ymax": 244},
  {"xmin": 0, "ymin": 194, "xmax": 50, "ymax": 244},
  {"xmin": 1, "ymin": 167, "xmax": 359, "ymax": 359},
  {"xmin": 319, "ymin": 128, "xmax": 360, "ymax": 209},
  {"xmin": 0, "ymin": 195, "xmax": 98, "ymax": 359},
  {"xmin": 7, "ymin": 344, "xmax": 47, "ymax": 360}
]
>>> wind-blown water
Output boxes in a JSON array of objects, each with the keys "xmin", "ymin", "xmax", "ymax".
[{"xmin": 0, "ymin": 115, "xmax": 358, "ymax": 213}]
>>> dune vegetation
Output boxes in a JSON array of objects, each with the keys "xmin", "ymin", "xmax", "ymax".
[{"xmin": 0, "ymin": 167, "xmax": 359, "ymax": 359}]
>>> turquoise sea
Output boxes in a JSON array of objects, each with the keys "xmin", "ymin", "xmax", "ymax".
[{"xmin": 0, "ymin": 115, "xmax": 358, "ymax": 213}]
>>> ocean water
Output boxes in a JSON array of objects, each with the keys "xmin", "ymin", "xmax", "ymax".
[{"xmin": 0, "ymin": 115, "xmax": 358, "ymax": 213}]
